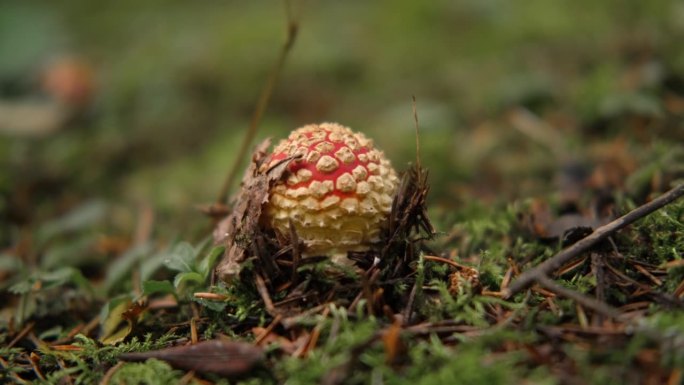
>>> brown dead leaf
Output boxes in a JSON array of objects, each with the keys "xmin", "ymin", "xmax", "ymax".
[
  {"xmin": 118, "ymin": 340, "xmax": 264, "ymax": 378},
  {"xmin": 100, "ymin": 300, "xmax": 146, "ymax": 345},
  {"xmin": 587, "ymin": 138, "xmax": 637, "ymax": 192},
  {"xmin": 522, "ymin": 199, "xmax": 608, "ymax": 242},
  {"xmin": 214, "ymin": 139, "xmax": 298, "ymax": 282}
]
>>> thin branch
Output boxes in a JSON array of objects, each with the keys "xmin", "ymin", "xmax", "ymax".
[
  {"xmin": 508, "ymin": 107, "xmax": 566, "ymax": 157},
  {"xmin": 402, "ymin": 279, "xmax": 418, "ymax": 325},
  {"xmin": 503, "ymin": 183, "xmax": 684, "ymax": 299},
  {"xmin": 289, "ymin": 219, "xmax": 301, "ymax": 283},
  {"xmin": 536, "ymin": 275, "xmax": 622, "ymax": 320},
  {"xmin": 423, "ymin": 254, "xmax": 468, "ymax": 270},
  {"xmin": 255, "ymin": 273, "xmax": 277, "ymax": 316},
  {"xmin": 255, "ymin": 314, "xmax": 283, "ymax": 345},
  {"xmin": 216, "ymin": 0, "xmax": 300, "ymax": 204},
  {"xmin": 411, "ymin": 95, "xmax": 421, "ymax": 173},
  {"xmin": 8, "ymin": 321, "xmax": 34, "ymax": 348},
  {"xmin": 98, "ymin": 362, "xmax": 124, "ymax": 385}
]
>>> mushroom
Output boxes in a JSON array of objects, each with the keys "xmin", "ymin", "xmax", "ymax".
[{"xmin": 262, "ymin": 122, "xmax": 399, "ymax": 264}]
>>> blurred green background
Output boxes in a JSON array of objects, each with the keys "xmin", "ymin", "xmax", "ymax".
[{"xmin": 2, "ymin": 0, "xmax": 684, "ymax": 239}]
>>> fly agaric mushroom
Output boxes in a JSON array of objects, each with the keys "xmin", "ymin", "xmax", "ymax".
[{"xmin": 262, "ymin": 122, "xmax": 399, "ymax": 264}]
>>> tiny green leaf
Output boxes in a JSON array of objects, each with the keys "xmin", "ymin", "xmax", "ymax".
[
  {"xmin": 163, "ymin": 242, "xmax": 197, "ymax": 273},
  {"xmin": 142, "ymin": 280, "xmax": 176, "ymax": 297},
  {"xmin": 173, "ymin": 271, "xmax": 204, "ymax": 291}
]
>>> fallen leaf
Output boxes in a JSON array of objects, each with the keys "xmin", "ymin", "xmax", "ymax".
[
  {"xmin": 214, "ymin": 139, "xmax": 297, "ymax": 282},
  {"xmin": 522, "ymin": 199, "xmax": 608, "ymax": 242},
  {"xmin": 118, "ymin": 340, "xmax": 264, "ymax": 378},
  {"xmin": 100, "ymin": 299, "xmax": 134, "ymax": 345}
]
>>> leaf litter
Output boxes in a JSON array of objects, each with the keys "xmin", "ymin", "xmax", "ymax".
[{"xmin": 2, "ymin": 128, "xmax": 684, "ymax": 385}]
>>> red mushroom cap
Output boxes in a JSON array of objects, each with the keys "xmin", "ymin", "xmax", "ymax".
[{"xmin": 262, "ymin": 122, "xmax": 398, "ymax": 263}]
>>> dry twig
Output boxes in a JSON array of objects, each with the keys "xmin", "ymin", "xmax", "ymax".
[
  {"xmin": 255, "ymin": 273, "xmax": 277, "ymax": 316},
  {"xmin": 98, "ymin": 362, "xmax": 124, "ymax": 385},
  {"xmin": 536, "ymin": 275, "xmax": 622, "ymax": 320},
  {"xmin": 8, "ymin": 322, "xmax": 34, "ymax": 348},
  {"xmin": 503, "ymin": 183, "xmax": 684, "ymax": 298},
  {"xmin": 216, "ymin": 0, "xmax": 300, "ymax": 204}
]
